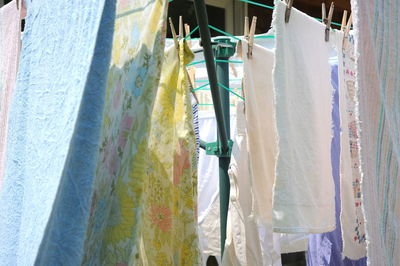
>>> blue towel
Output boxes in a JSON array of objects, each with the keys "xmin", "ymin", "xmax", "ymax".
[{"xmin": 0, "ymin": 1, "xmax": 113, "ymax": 265}]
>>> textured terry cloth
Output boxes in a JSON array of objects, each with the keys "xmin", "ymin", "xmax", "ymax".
[
  {"xmin": 350, "ymin": 0, "xmax": 400, "ymax": 264},
  {"xmin": 307, "ymin": 64, "xmax": 367, "ymax": 266},
  {"xmin": 81, "ymin": 1, "xmax": 168, "ymax": 264},
  {"xmin": 34, "ymin": 0, "xmax": 116, "ymax": 264},
  {"xmin": 132, "ymin": 40, "xmax": 200, "ymax": 264},
  {"xmin": 222, "ymin": 101, "xmax": 270, "ymax": 266},
  {"xmin": 0, "ymin": 1, "xmax": 110, "ymax": 265},
  {"xmin": 351, "ymin": 0, "xmax": 400, "ymax": 265},
  {"xmin": 240, "ymin": 40, "xmax": 282, "ymax": 265},
  {"xmin": 272, "ymin": 0, "xmax": 335, "ymax": 233},
  {"xmin": 0, "ymin": 0, "xmax": 22, "ymax": 189},
  {"xmin": 198, "ymin": 110, "xmax": 236, "ymax": 262},
  {"xmin": 337, "ymin": 33, "xmax": 367, "ymax": 260}
]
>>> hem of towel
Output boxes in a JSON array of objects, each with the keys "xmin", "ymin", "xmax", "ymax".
[{"xmin": 272, "ymin": 224, "xmax": 336, "ymax": 234}]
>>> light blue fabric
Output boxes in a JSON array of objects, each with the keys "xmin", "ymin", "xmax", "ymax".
[
  {"xmin": 35, "ymin": 0, "xmax": 116, "ymax": 265},
  {"xmin": 0, "ymin": 1, "xmax": 111, "ymax": 265}
]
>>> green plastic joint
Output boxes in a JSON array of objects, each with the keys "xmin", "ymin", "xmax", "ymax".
[
  {"xmin": 214, "ymin": 38, "xmax": 236, "ymax": 59},
  {"xmin": 204, "ymin": 140, "xmax": 233, "ymax": 157}
]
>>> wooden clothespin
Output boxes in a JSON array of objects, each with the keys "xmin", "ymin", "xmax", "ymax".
[
  {"xmin": 343, "ymin": 13, "xmax": 352, "ymax": 37},
  {"xmin": 169, "ymin": 17, "xmax": 179, "ymax": 49},
  {"xmin": 179, "ymin": 16, "xmax": 184, "ymax": 40},
  {"xmin": 340, "ymin": 10, "xmax": 348, "ymax": 31},
  {"xmin": 284, "ymin": 0, "xmax": 294, "ymax": 23},
  {"xmin": 322, "ymin": 2, "xmax": 334, "ymax": 42},
  {"xmin": 342, "ymin": 13, "xmax": 352, "ymax": 49},
  {"xmin": 247, "ymin": 16, "xmax": 257, "ymax": 59},
  {"xmin": 184, "ymin": 23, "xmax": 192, "ymax": 47},
  {"xmin": 244, "ymin": 16, "xmax": 249, "ymax": 39}
]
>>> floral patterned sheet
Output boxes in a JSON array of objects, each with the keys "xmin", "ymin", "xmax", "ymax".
[{"xmin": 81, "ymin": 0, "xmax": 193, "ymax": 264}]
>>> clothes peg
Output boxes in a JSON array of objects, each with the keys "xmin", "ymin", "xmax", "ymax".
[
  {"xmin": 247, "ymin": 16, "xmax": 257, "ymax": 58},
  {"xmin": 169, "ymin": 17, "xmax": 179, "ymax": 49},
  {"xmin": 284, "ymin": 0, "xmax": 294, "ymax": 23},
  {"xmin": 341, "ymin": 10, "xmax": 348, "ymax": 31},
  {"xmin": 179, "ymin": 16, "xmax": 183, "ymax": 40},
  {"xmin": 322, "ymin": 2, "xmax": 334, "ymax": 42},
  {"xmin": 16, "ymin": 0, "xmax": 19, "ymax": 9},
  {"xmin": 322, "ymin": 3, "xmax": 326, "ymax": 22},
  {"xmin": 344, "ymin": 13, "xmax": 352, "ymax": 37},
  {"xmin": 244, "ymin": 16, "xmax": 249, "ymax": 39},
  {"xmin": 342, "ymin": 13, "xmax": 352, "ymax": 49},
  {"xmin": 184, "ymin": 23, "xmax": 192, "ymax": 47}
]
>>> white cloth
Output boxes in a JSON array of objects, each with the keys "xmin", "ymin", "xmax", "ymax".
[
  {"xmin": 223, "ymin": 101, "xmax": 265, "ymax": 266},
  {"xmin": 241, "ymin": 40, "xmax": 285, "ymax": 264},
  {"xmin": 336, "ymin": 32, "xmax": 367, "ymax": 260},
  {"xmin": 272, "ymin": 0, "xmax": 335, "ymax": 234},
  {"xmin": 242, "ymin": 39, "xmax": 276, "ymax": 225}
]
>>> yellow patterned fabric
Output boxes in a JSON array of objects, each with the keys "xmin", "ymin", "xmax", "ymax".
[
  {"xmin": 137, "ymin": 39, "xmax": 200, "ymax": 265},
  {"xmin": 82, "ymin": 0, "xmax": 169, "ymax": 264}
]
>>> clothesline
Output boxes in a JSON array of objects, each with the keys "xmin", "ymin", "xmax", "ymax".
[{"xmin": 169, "ymin": 0, "xmax": 346, "ymax": 27}]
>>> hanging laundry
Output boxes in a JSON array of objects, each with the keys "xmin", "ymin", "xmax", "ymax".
[
  {"xmin": 272, "ymin": 0, "xmax": 335, "ymax": 234},
  {"xmin": 240, "ymin": 39, "xmax": 282, "ymax": 265},
  {"xmin": 222, "ymin": 101, "xmax": 266, "ymax": 266},
  {"xmin": 337, "ymin": 32, "xmax": 367, "ymax": 260},
  {"xmin": 82, "ymin": 0, "xmax": 168, "ymax": 264},
  {"xmin": 133, "ymin": 39, "xmax": 200, "ymax": 264},
  {"xmin": 350, "ymin": 0, "xmax": 400, "ymax": 264},
  {"xmin": 35, "ymin": 0, "xmax": 116, "ymax": 264},
  {"xmin": 307, "ymin": 63, "xmax": 367, "ymax": 266},
  {"xmin": 0, "ymin": 0, "xmax": 113, "ymax": 265},
  {"xmin": 0, "ymin": 0, "xmax": 23, "ymax": 189}
]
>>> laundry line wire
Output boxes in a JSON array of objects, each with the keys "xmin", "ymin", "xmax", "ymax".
[{"xmin": 169, "ymin": 0, "xmax": 345, "ymax": 28}]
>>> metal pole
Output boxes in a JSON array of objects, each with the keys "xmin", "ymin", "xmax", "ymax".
[
  {"xmin": 215, "ymin": 38, "xmax": 234, "ymax": 256},
  {"xmin": 193, "ymin": 0, "xmax": 229, "ymax": 152}
]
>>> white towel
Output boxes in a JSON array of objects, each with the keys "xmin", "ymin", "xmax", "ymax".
[
  {"xmin": 272, "ymin": 0, "xmax": 335, "ymax": 234},
  {"xmin": 242, "ymin": 40, "xmax": 277, "ymax": 225},
  {"xmin": 241, "ymin": 40, "xmax": 283, "ymax": 265}
]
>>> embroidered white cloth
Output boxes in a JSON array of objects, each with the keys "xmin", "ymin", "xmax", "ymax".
[
  {"xmin": 336, "ymin": 32, "xmax": 367, "ymax": 260},
  {"xmin": 272, "ymin": 0, "xmax": 335, "ymax": 234}
]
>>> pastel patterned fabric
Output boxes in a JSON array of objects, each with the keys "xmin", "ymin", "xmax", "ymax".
[
  {"xmin": 337, "ymin": 33, "xmax": 367, "ymax": 260},
  {"xmin": 137, "ymin": 39, "xmax": 200, "ymax": 265},
  {"xmin": 0, "ymin": 0, "xmax": 22, "ymax": 189},
  {"xmin": 0, "ymin": 1, "xmax": 110, "ymax": 265},
  {"xmin": 82, "ymin": 0, "xmax": 169, "ymax": 264},
  {"xmin": 351, "ymin": 0, "xmax": 400, "ymax": 264}
]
